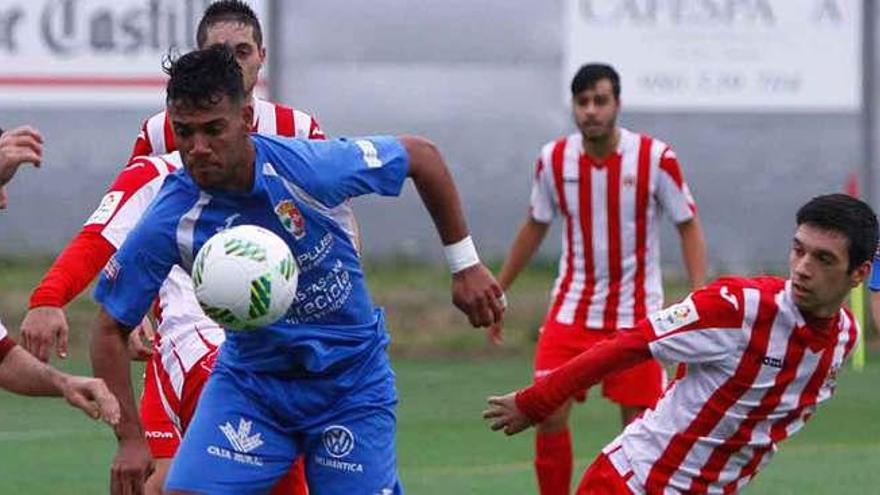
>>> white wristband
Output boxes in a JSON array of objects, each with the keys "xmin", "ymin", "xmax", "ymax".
[{"xmin": 444, "ymin": 235, "xmax": 480, "ymax": 274}]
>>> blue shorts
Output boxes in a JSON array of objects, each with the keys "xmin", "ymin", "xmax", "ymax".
[{"xmin": 164, "ymin": 349, "xmax": 402, "ymax": 495}]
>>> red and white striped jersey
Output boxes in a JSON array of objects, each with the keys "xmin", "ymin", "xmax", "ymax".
[
  {"xmin": 530, "ymin": 128, "xmax": 696, "ymax": 330},
  {"xmin": 0, "ymin": 317, "xmax": 12, "ymax": 363},
  {"xmin": 129, "ymin": 96, "xmax": 325, "ymax": 160},
  {"xmin": 85, "ymin": 154, "xmax": 224, "ymax": 402},
  {"xmin": 611, "ymin": 276, "xmax": 858, "ymax": 494},
  {"xmin": 0, "ymin": 318, "xmax": 7, "ymax": 342}
]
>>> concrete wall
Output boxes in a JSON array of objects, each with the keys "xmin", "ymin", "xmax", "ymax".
[{"xmin": 0, "ymin": 0, "xmax": 871, "ymax": 275}]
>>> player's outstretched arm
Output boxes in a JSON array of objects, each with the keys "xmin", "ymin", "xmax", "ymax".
[
  {"xmin": 484, "ymin": 328, "xmax": 652, "ymax": 434},
  {"xmin": 0, "ymin": 345, "xmax": 120, "ymax": 425},
  {"xmin": 91, "ymin": 308, "xmax": 154, "ymax": 495},
  {"xmin": 400, "ymin": 135, "xmax": 505, "ymax": 328}
]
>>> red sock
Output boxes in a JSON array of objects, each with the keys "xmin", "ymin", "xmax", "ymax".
[
  {"xmin": 535, "ymin": 429, "xmax": 573, "ymax": 495},
  {"xmin": 269, "ymin": 455, "xmax": 309, "ymax": 495}
]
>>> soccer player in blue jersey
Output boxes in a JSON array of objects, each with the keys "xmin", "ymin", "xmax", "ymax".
[{"xmin": 90, "ymin": 45, "xmax": 505, "ymax": 495}]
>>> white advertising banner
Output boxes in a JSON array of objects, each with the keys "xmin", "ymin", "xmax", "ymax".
[
  {"xmin": 564, "ymin": 0, "xmax": 862, "ymax": 112},
  {"xmin": 0, "ymin": 0, "xmax": 269, "ymax": 107}
]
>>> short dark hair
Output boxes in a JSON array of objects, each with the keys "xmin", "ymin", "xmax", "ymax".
[
  {"xmin": 796, "ymin": 193, "xmax": 879, "ymax": 272},
  {"xmin": 571, "ymin": 63, "xmax": 620, "ymax": 99},
  {"xmin": 196, "ymin": 0, "xmax": 263, "ymax": 48},
  {"xmin": 164, "ymin": 44, "xmax": 245, "ymax": 109}
]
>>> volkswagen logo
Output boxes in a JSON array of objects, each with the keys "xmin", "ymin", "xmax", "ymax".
[{"xmin": 322, "ymin": 425, "xmax": 355, "ymax": 458}]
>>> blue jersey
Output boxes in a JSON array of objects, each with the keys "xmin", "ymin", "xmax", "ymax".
[
  {"xmin": 871, "ymin": 257, "xmax": 880, "ymax": 292},
  {"xmin": 95, "ymin": 134, "xmax": 409, "ymax": 372}
]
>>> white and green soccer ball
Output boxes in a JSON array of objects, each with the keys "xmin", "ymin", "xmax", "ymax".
[{"xmin": 192, "ymin": 225, "xmax": 299, "ymax": 331}]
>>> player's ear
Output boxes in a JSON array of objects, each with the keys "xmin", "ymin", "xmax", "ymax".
[
  {"xmin": 850, "ymin": 259, "xmax": 872, "ymax": 287},
  {"xmin": 241, "ymin": 102, "xmax": 254, "ymax": 129}
]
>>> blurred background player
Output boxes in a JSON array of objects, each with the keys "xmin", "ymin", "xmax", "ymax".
[
  {"xmin": 485, "ymin": 193, "xmax": 875, "ymax": 494},
  {"xmin": 0, "ymin": 124, "xmax": 120, "ymax": 427},
  {"xmin": 18, "ymin": 1, "xmax": 319, "ymax": 493},
  {"xmin": 489, "ymin": 63, "xmax": 706, "ymax": 495},
  {"xmin": 90, "ymin": 45, "xmax": 504, "ymax": 494}
]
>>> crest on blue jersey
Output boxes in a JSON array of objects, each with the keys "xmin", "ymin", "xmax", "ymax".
[{"xmin": 274, "ymin": 200, "xmax": 306, "ymax": 239}]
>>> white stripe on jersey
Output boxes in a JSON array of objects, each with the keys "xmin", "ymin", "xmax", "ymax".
[
  {"xmin": 254, "ymin": 98, "xmax": 279, "ymax": 135},
  {"xmin": 144, "ymin": 112, "xmax": 167, "ymax": 156},
  {"xmin": 176, "ymin": 191, "xmax": 212, "ymax": 271},
  {"xmin": 0, "ymin": 318, "xmax": 7, "ymax": 340},
  {"xmin": 94, "ymin": 156, "xmax": 176, "ymax": 248}
]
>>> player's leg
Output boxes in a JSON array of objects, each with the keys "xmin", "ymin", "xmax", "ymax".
[
  {"xmin": 164, "ymin": 363, "xmax": 300, "ymax": 494},
  {"xmin": 302, "ymin": 352, "xmax": 401, "ymax": 495},
  {"xmin": 140, "ymin": 356, "xmax": 181, "ymax": 495},
  {"xmin": 601, "ymin": 346, "xmax": 665, "ymax": 429},
  {"xmin": 533, "ymin": 321, "xmax": 601, "ymax": 495}
]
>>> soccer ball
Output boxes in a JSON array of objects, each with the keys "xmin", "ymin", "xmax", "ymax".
[{"xmin": 192, "ymin": 225, "xmax": 299, "ymax": 331}]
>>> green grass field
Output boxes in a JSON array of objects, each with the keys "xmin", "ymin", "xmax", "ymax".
[{"xmin": 1, "ymin": 259, "xmax": 878, "ymax": 493}]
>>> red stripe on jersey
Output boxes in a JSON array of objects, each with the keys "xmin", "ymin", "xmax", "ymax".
[
  {"xmin": 659, "ymin": 149, "xmax": 686, "ymax": 189},
  {"xmin": 309, "ymin": 116, "xmax": 326, "ymax": 140},
  {"xmin": 727, "ymin": 336, "xmax": 837, "ymax": 492},
  {"xmin": 547, "ymin": 138, "xmax": 573, "ymax": 323},
  {"xmin": 632, "ymin": 136, "xmax": 652, "ymax": 320},
  {"xmin": 275, "ymin": 105, "xmax": 295, "ymax": 137},
  {"xmin": 130, "ymin": 120, "xmax": 153, "ymax": 160},
  {"xmin": 163, "ymin": 114, "xmax": 176, "ymax": 153},
  {"xmin": 645, "ymin": 295, "xmax": 778, "ymax": 492},
  {"xmin": 690, "ymin": 324, "xmax": 808, "ymax": 491},
  {"xmin": 572, "ymin": 154, "xmax": 594, "ymax": 327},
  {"xmin": 602, "ymin": 156, "xmax": 623, "ymax": 329}
]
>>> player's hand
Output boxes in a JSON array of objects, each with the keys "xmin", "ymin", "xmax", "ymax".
[
  {"xmin": 111, "ymin": 438, "xmax": 154, "ymax": 495},
  {"xmin": 59, "ymin": 374, "xmax": 121, "ymax": 426},
  {"xmin": 20, "ymin": 306, "xmax": 70, "ymax": 362},
  {"xmin": 487, "ymin": 321, "xmax": 504, "ymax": 346},
  {"xmin": 127, "ymin": 317, "xmax": 155, "ymax": 362},
  {"xmin": 451, "ymin": 263, "xmax": 506, "ymax": 328},
  {"xmin": 0, "ymin": 125, "xmax": 43, "ymax": 185},
  {"xmin": 483, "ymin": 392, "xmax": 533, "ymax": 436}
]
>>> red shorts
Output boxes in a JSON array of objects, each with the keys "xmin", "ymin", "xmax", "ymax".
[
  {"xmin": 576, "ymin": 452, "xmax": 634, "ymax": 495},
  {"xmin": 534, "ymin": 320, "xmax": 665, "ymax": 408},
  {"xmin": 140, "ymin": 348, "xmax": 218, "ymax": 458}
]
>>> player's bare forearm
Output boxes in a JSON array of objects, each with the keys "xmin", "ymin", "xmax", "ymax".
[
  {"xmin": 400, "ymin": 135, "xmax": 469, "ymax": 244},
  {"xmin": 498, "ymin": 218, "xmax": 550, "ymax": 289},
  {"xmin": 91, "ymin": 309, "xmax": 141, "ymax": 440},
  {"xmin": 515, "ymin": 329, "xmax": 653, "ymax": 422},
  {"xmin": 0, "ymin": 345, "xmax": 67, "ymax": 395},
  {"xmin": 678, "ymin": 216, "xmax": 707, "ymax": 289}
]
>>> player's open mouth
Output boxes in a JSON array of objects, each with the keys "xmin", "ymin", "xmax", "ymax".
[{"xmin": 791, "ymin": 282, "xmax": 810, "ymax": 296}]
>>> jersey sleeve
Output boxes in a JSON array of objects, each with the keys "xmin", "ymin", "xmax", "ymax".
[
  {"xmin": 92, "ymin": 192, "xmax": 183, "ymax": 329},
  {"xmin": 655, "ymin": 147, "xmax": 696, "ymax": 224},
  {"xmin": 529, "ymin": 156, "xmax": 556, "ymax": 224},
  {"xmin": 83, "ymin": 156, "xmax": 173, "ymax": 248},
  {"xmin": 641, "ymin": 279, "xmax": 747, "ymax": 364},
  {"xmin": 286, "ymin": 136, "xmax": 409, "ymax": 208}
]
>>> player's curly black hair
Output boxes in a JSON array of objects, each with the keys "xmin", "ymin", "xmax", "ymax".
[
  {"xmin": 197, "ymin": 0, "xmax": 262, "ymax": 48},
  {"xmin": 797, "ymin": 193, "xmax": 879, "ymax": 272},
  {"xmin": 164, "ymin": 44, "xmax": 245, "ymax": 110}
]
